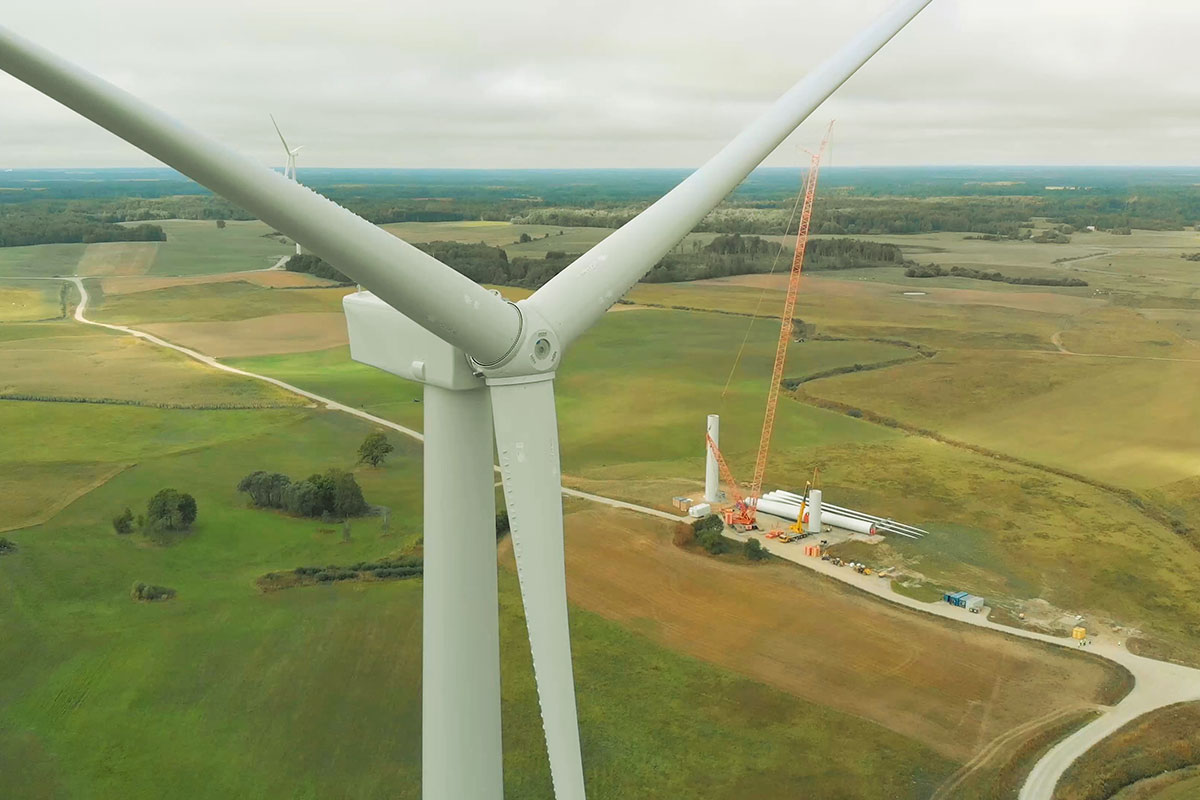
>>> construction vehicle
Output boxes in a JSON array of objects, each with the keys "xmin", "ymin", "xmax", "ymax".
[
  {"xmin": 706, "ymin": 125, "xmax": 832, "ymax": 530},
  {"xmin": 788, "ymin": 467, "xmax": 821, "ymax": 538}
]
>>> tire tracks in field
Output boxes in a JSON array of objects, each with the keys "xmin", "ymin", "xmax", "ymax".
[{"xmin": 930, "ymin": 705, "xmax": 1097, "ymax": 800}]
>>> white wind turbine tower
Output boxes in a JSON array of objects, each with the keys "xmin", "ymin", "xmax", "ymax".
[
  {"xmin": 270, "ymin": 113, "xmax": 304, "ymax": 254},
  {"xmin": 0, "ymin": 1, "xmax": 933, "ymax": 797}
]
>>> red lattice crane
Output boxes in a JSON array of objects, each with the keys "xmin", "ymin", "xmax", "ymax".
[{"xmin": 709, "ymin": 122, "xmax": 833, "ymax": 528}]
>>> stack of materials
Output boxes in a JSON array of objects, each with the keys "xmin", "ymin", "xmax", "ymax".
[
  {"xmin": 672, "ymin": 497, "xmax": 694, "ymax": 512},
  {"xmin": 758, "ymin": 490, "xmax": 927, "ymax": 539},
  {"xmin": 803, "ymin": 544, "xmax": 822, "ymax": 557}
]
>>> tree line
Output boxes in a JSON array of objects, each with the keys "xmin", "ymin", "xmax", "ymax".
[
  {"xmin": 286, "ymin": 235, "xmax": 905, "ymax": 290},
  {"xmin": 904, "ymin": 263, "xmax": 1088, "ymax": 287},
  {"xmin": 0, "ymin": 212, "xmax": 165, "ymax": 247},
  {"xmin": 236, "ymin": 468, "xmax": 369, "ymax": 519}
]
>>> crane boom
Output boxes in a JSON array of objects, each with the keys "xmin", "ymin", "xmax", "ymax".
[
  {"xmin": 706, "ymin": 433, "xmax": 756, "ymax": 527},
  {"xmin": 748, "ymin": 122, "xmax": 833, "ymax": 501}
]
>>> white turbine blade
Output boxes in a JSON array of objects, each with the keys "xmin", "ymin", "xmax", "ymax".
[
  {"xmin": 0, "ymin": 26, "xmax": 520, "ymax": 365},
  {"xmin": 526, "ymin": 0, "xmax": 933, "ymax": 348},
  {"xmin": 490, "ymin": 378, "xmax": 585, "ymax": 800},
  {"xmin": 269, "ymin": 112, "xmax": 291, "ymax": 153}
]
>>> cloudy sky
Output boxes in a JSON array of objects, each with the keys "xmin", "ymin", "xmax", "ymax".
[{"xmin": 2, "ymin": 0, "xmax": 1198, "ymax": 169}]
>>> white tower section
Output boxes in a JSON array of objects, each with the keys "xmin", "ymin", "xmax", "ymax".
[
  {"xmin": 806, "ymin": 488, "xmax": 823, "ymax": 534},
  {"xmin": 705, "ymin": 414, "xmax": 721, "ymax": 503}
]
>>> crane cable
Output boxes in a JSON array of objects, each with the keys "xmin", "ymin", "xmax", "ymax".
[{"xmin": 719, "ymin": 165, "xmax": 809, "ymax": 400}]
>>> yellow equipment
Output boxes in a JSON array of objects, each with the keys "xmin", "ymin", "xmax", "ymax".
[{"xmin": 788, "ymin": 467, "xmax": 821, "ymax": 536}]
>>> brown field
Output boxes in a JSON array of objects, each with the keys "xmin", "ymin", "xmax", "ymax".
[
  {"xmin": 141, "ymin": 312, "xmax": 349, "ymax": 357},
  {"xmin": 507, "ymin": 506, "xmax": 1122, "ymax": 763},
  {"xmin": 76, "ymin": 242, "xmax": 159, "ymax": 276},
  {"xmin": 101, "ymin": 269, "xmax": 332, "ymax": 296}
]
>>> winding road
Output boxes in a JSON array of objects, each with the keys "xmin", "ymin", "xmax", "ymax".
[{"xmin": 18, "ymin": 275, "xmax": 1200, "ymax": 799}]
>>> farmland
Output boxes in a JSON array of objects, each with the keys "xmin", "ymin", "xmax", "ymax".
[{"xmin": 5, "ymin": 183, "xmax": 1200, "ymax": 797}]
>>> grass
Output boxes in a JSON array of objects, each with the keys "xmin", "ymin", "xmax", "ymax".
[
  {"xmin": 231, "ymin": 309, "xmax": 905, "ymax": 501},
  {"xmin": 0, "ymin": 243, "xmax": 86, "ymax": 278},
  {"xmin": 0, "ymin": 280, "xmax": 65, "ymax": 321},
  {"xmin": 88, "ymin": 280, "xmax": 351, "ymax": 324},
  {"xmin": 0, "ymin": 394, "xmax": 957, "ymax": 799},
  {"xmin": 1055, "ymin": 701, "xmax": 1200, "ymax": 800},
  {"xmin": 806, "ymin": 346, "xmax": 1200, "ymax": 489},
  {"xmin": 0, "ymin": 324, "xmax": 304, "ymax": 407},
  {"xmin": 146, "ymin": 219, "xmax": 292, "ymax": 275}
]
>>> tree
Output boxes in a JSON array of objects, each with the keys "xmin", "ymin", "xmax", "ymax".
[
  {"xmin": 357, "ymin": 432, "xmax": 395, "ymax": 467},
  {"xmin": 329, "ymin": 469, "xmax": 368, "ymax": 518},
  {"xmin": 112, "ymin": 507, "xmax": 134, "ymax": 535},
  {"xmin": 146, "ymin": 488, "xmax": 197, "ymax": 532},
  {"xmin": 215, "ymin": 218, "xmax": 226, "ymax": 229},
  {"xmin": 496, "ymin": 511, "xmax": 510, "ymax": 540},
  {"xmin": 518, "ymin": 232, "xmax": 532, "ymax": 243},
  {"xmin": 744, "ymin": 538, "xmax": 768, "ymax": 561}
]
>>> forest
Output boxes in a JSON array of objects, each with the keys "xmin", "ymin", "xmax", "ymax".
[{"xmin": 285, "ymin": 235, "xmax": 905, "ymax": 288}]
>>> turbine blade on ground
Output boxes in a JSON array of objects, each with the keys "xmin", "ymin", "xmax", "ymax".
[
  {"xmin": 526, "ymin": 0, "xmax": 933, "ymax": 348},
  {"xmin": 0, "ymin": 26, "xmax": 520, "ymax": 365},
  {"xmin": 490, "ymin": 377, "xmax": 586, "ymax": 800}
]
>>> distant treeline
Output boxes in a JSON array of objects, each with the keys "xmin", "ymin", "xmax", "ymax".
[
  {"xmin": 0, "ymin": 212, "xmax": 165, "ymax": 247},
  {"xmin": 641, "ymin": 235, "xmax": 907, "ymax": 283},
  {"xmin": 8, "ymin": 182, "xmax": 1200, "ymax": 247},
  {"xmin": 904, "ymin": 263, "xmax": 1088, "ymax": 287},
  {"xmin": 285, "ymin": 235, "xmax": 906, "ymax": 289}
]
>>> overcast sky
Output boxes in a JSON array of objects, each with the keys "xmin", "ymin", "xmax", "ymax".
[{"xmin": 2, "ymin": 1, "xmax": 1199, "ymax": 169}]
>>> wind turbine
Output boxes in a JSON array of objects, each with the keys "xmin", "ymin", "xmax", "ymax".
[
  {"xmin": 269, "ymin": 113, "xmax": 305, "ymax": 255},
  {"xmin": 0, "ymin": 1, "xmax": 933, "ymax": 797}
]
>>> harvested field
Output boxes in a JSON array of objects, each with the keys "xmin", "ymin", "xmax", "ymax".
[
  {"xmin": 509, "ymin": 506, "xmax": 1124, "ymax": 763},
  {"xmin": 142, "ymin": 312, "xmax": 349, "ymax": 357},
  {"xmin": 76, "ymin": 242, "xmax": 158, "ymax": 276}
]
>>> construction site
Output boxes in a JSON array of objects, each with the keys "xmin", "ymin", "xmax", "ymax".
[{"xmin": 671, "ymin": 124, "xmax": 931, "ymax": 583}]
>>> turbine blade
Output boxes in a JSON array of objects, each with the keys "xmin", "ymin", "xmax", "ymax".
[
  {"xmin": 526, "ymin": 0, "xmax": 933, "ymax": 348},
  {"xmin": 269, "ymin": 112, "xmax": 290, "ymax": 153},
  {"xmin": 0, "ymin": 26, "xmax": 520, "ymax": 365},
  {"xmin": 490, "ymin": 378, "xmax": 586, "ymax": 800}
]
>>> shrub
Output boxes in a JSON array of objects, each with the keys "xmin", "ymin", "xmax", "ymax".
[
  {"xmin": 131, "ymin": 581, "xmax": 176, "ymax": 602},
  {"xmin": 0, "ymin": 537, "xmax": 15, "ymax": 554},
  {"xmin": 496, "ymin": 511, "xmax": 510, "ymax": 540},
  {"xmin": 744, "ymin": 538, "xmax": 769, "ymax": 561},
  {"xmin": 697, "ymin": 530, "xmax": 728, "ymax": 555},
  {"xmin": 692, "ymin": 514, "xmax": 724, "ymax": 535},
  {"xmin": 112, "ymin": 507, "xmax": 134, "ymax": 534}
]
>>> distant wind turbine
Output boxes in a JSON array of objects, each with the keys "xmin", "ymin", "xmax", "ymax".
[
  {"xmin": 270, "ymin": 113, "xmax": 304, "ymax": 255},
  {"xmin": 0, "ymin": 1, "xmax": 933, "ymax": 796}
]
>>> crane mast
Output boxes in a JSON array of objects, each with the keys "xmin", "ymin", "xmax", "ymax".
[{"xmin": 747, "ymin": 122, "xmax": 833, "ymax": 502}]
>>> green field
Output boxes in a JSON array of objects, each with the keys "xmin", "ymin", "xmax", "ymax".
[
  {"xmin": 145, "ymin": 219, "xmax": 292, "ymax": 275},
  {"xmin": 0, "ymin": 383, "xmax": 954, "ymax": 798},
  {"xmin": 0, "ymin": 281, "xmax": 66, "ymax": 321},
  {"xmin": 7, "ymin": 213, "xmax": 1200, "ymax": 794},
  {"xmin": 0, "ymin": 323, "xmax": 303, "ymax": 408},
  {"xmin": 88, "ymin": 280, "xmax": 350, "ymax": 324}
]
